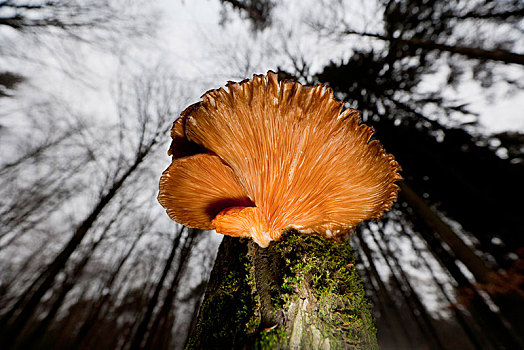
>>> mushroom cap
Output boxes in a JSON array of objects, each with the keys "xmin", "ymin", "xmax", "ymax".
[{"xmin": 158, "ymin": 71, "xmax": 402, "ymax": 247}]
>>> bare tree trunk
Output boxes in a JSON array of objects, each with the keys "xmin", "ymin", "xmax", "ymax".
[
  {"xmin": 343, "ymin": 30, "xmax": 524, "ymax": 65},
  {"xmin": 187, "ymin": 230, "xmax": 378, "ymax": 349},
  {"xmin": 398, "ymin": 223, "xmax": 485, "ymax": 350},
  {"xmin": 367, "ymin": 225, "xmax": 444, "ymax": 349},
  {"xmin": 399, "ymin": 183, "xmax": 493, "ymax": 284},
  {"xmin": 73, "ymin": 229, "xmax": 146, "ymax": 348},
  {"xmin": 128, "ymin": 227, "xmax": 186, "ymax": 350},
  {"xmin": 401, "ymin": 198, "xmax": 523, "ymax": 349},
  {"xmin": 400, "ymin": 182, "xmax": 524, "ymax": 345},
  {"xmin": 353, "ymin": 229, "xmax": 415, "ymax": 349},
  {"xmin": 144, "ymin": 230, "xmax": 200, "ymax": 350},
  {"xmin": 114, "ymin": 263, "xmax": 160, "ymax": 350},
  {"xmin": 18, "ymin": 212, "xmax": 120, "ymax": 350}
]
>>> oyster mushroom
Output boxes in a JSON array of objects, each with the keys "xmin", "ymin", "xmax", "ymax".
[{"xmin": 158, "ymin": 71, "xmax": 401, "ymax": 247}]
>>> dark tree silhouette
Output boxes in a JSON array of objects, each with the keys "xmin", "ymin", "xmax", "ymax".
[
  {"xmin": 0, "ymin": 72, "xmax": 24, "ymax": 98},
  {"xmin": 218, "ymin": 0, "xmax": 276, "ymax": 30}
]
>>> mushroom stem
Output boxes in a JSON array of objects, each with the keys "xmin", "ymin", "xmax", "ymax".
[{"xmin": 212, "ymin": 206, "xmax": 275, "ymax": 247}]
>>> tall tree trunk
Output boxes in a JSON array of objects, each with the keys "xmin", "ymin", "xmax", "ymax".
[
  {"xmin": 73, "ymin": 229, "xmax": 146, "ymax": 348},
  {"xmin": 128, "ymin": 227, "xmax": 185, "ymax": 350},
  {"xmin": 353, "ymin": 229, "xmax": 415, "ymax": 349},
  {"xmin": 144, "ymin": 230, "xmax": 199, "ymax": 350},
  {"xmin": 397, "ymin": 223, "xmax": 485, "ymax": 350},
  {"xmin": 367, "ymin": 225, "xmax": 444, "ymax": 349},
  {"xmin": 343, "ymin": 30, "xmax": 524, "ymax": 65},
  {"xmin": 401, "ymin": 198, "xmax": 523, "ymax": 349},
  {"xmin": 399, "ymin": 182, "xmax": 493, "ymax": 284},
  {"xmin": 400, "ymin": 182, "xmax": 524, "ymax": 344},
  {"xmin": 187, "ymin": 230, "xmax": 378, "ymax": 349},
  {"xmin": 18, "ymin": 214, "xmax": 118, "ymax": 350}
]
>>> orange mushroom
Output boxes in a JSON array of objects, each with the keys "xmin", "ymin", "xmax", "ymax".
[{"xmin": 158, "ymin": 71, "xmax": 402, "ymax": 247}]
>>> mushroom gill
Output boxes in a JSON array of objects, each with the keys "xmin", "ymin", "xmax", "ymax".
[{"xmin": 158, "ymin": 71, "xmax": 402, "ymax": 247}]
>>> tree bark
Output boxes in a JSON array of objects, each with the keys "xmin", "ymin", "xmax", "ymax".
[{"xmin": 187, "ymin": 230, "xmax": 378, "ymax": 349}]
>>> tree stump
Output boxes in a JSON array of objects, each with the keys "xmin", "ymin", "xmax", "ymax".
[{"xmin": 187, "ymin": 230, "xmax": 378, "ymax": 349}]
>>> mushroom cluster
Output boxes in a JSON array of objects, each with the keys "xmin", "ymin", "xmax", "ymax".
[{"xmin": 158, "ymin": 71, "xmax": 401, "ymax": 247}]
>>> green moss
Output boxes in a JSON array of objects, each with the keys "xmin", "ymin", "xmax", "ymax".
[
  {"xmin": 188, "ymin": 232, "xmax": 378, "ymax": 349},
  {"xmin": 186, "ymin": 238, "xmax": 259, "ymax": 349},
  {"xmin": 263, "ymin": 230, "xmax": 378, "ymax": 349},
  {"xmin": 256, "ymin": 327, "xmax": 287, "ymax": 349}
]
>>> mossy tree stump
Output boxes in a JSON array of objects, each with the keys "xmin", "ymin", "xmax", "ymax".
[{"xmin": 186, "ymin": 230, "xmax": 378, "ymax": 349}]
